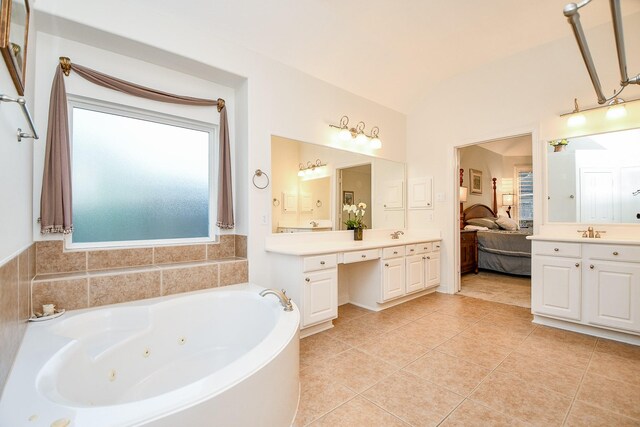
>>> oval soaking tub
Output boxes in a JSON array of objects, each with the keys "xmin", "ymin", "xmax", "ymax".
[{"xmin": 0, "ymin": 283, "xmax": 300, "ymax": 427}]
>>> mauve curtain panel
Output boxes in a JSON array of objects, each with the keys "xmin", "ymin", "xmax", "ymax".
[{"xmin": 40, "ymin": 59, "xmax": 234, "ymax": 234}]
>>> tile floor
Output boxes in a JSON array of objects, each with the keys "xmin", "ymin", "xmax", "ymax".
[
  {"xmin": 295, "ymin": 292, "xmax": 640, "ymax": 426},
  {"xmin": 459, "ymin": 270, "xmax": 531, "ymax": 308}
]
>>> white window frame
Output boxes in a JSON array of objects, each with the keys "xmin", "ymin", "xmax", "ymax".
[
  {"xmin": 514, "ymin": 164, "xmax": 533, "ymax": 225},
  {"xmin": 65, "ymin": 95, "xmax": 218, "ymax": 250}
]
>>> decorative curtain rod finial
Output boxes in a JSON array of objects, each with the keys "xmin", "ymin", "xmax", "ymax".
[
  {"xmin": 59, "ymin": 57, "xmax": 71, "ymax": 76},
  {"xmin": 217, "ymin": 98, "xmax": 225, "ymax": 112}
]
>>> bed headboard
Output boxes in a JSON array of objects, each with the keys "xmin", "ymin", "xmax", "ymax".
[{"xmin": 463, "ymin": 204, "xmax": 497, "ymax": 223}]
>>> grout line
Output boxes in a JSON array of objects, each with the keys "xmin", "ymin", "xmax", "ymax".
[{"xmin": 561, "ymin": 337, "xmax": 597, "ymax": 426}]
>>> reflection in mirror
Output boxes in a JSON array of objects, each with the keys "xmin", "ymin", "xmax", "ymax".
[
  {"xmin": 547, "ymin": 128, "xmax": 640, "ymax": 224},
  {"xmin": 271, "ymin": 135, "xmax": 406, "ymax": 233},
  {"xmin": 9, "ymin": 0, "xmax": 27, "ymax": 74}
]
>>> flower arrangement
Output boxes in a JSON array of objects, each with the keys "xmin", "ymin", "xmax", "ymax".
[
  {"xmin": 343, "ymin": 202, "xmax": 367, "ymax": 230},
  {"xmin": 549, "ymin": 139, "xmax": 569, "ymax": 147}
]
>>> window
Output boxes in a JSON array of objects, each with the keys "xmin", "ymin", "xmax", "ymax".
[
  {"xmin": 516, "ymin": 166, "xmax": 533, "ymax": 229},
  {"xmin": 69, "ymin": 99, "xmax": 216, "ymax": 246}
]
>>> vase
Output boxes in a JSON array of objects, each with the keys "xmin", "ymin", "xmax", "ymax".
[
  {"xmin": 553, "ymin": 145, "xmax": 565, "ymax": 152},
  {"xmin": 353, "ymin": 227, "xmax": 363, "ymax": 241}
]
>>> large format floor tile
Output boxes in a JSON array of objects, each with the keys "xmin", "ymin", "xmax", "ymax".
[{"xmin": 295, "ymin": 290, "xmax": 640, "ymax": 426}]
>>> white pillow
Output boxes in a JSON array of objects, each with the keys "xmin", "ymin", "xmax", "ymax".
[
  {"xmin": 464, "ymin": 225, "xmax": 489, "ymax": 231},
  {"xmin": 496, "ymin": 216, "xmax": 519, "ymax": 231}
]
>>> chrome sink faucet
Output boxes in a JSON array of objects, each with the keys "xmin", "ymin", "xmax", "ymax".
[
  {"xmin": 259, "ymin": 288, "xmax": 293, "ymax": 311},
  {"xmin": 390, "ymin": 231, "xmax": 404, "ymax": 239},
  {"xmin": 577, "ymin": 226, "xmax": 606, "ymax": 238},
  {"xmin": 309, "ymin": 221, "xmax": 319, "ymax": 227}
]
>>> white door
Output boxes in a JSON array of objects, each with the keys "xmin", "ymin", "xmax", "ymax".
[
  {"xmin": 302, "ymin": 270, "xmax": 337, "ymax": 327},
  {"xmin": 383, "ymin": 180, "xmax": 404, "ymax": 209},
  {"xmin": 621, "ymin": 166, "xmax": 640, "ymax": 223},
  {"xmin": 532, "ymin": 256, "xmax": 582, "ymax": 320},
  {"xmin": 579, "ymin": 168, "xmax": 617, "ymax": 223},
  {"xmin": 584, "ymin": 261, "xmax": 640, "ymax": 333},
  {"xmin": 381, "ymin": 257, "xmax": 405, "ymax": 301},
  {"xmin": 426, "ymin": 251, "xmax": 441, "ymax": 288},
  {"xmin": 405, "ymin": 255, "xmax": 425, "ymax": 294}
]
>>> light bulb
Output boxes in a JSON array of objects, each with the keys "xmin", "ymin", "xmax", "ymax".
[
  {"xmin": 606, "ymin": 103, "xmax": 627, "ymax": 120},
  {"xmin": 567, "ymin": 113, "xmax": 586, "ymax": 127},
  {"xmin": 338, "ymin": 128, "xmax": 351, "ymax": 141},
  {"xmin": 370, "ymin": 137, "xmax": 382, "ymax": 149},
  {"xmin": 297, "ymin": 170, "xmax": 304, "ymax": 177},
  {"xmin": 305, "ymin": 169, "xmax": 312, "ymax": 175},
  {"xmin": 355, "ymin": 133, "xmax": 368, "ymax": 145}
]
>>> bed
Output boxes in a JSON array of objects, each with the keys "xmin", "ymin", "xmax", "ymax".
[{"xmin": 463, "ymin": 204, "xmax": 532, "ymax": 276}]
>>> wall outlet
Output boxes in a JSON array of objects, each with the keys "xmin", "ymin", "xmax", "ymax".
[
  {"xmin": 435, "ymin": 192, "xmax": 446, "ymax": 202},
  {"xmin": 261, "ymin": 214, "xmax": 268, "ymax": 225}
]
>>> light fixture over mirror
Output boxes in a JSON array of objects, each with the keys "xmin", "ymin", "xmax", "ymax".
[{"xmin": 329, "ymin": 115, "xmax": 382, "ymax": 150}]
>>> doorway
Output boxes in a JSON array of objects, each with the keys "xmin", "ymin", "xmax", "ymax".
[{"xmin": 336, "ymin": 164, "xmax": 372, "ymax": 230}]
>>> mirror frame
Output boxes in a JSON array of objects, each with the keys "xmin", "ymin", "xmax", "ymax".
[{"xmin": 0, "ymin": 0, "xmax": 30, "ymax": 95}]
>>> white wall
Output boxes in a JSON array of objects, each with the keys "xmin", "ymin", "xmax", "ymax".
[
  {"xmin": 459, "ymin": 145, "xmax": 503, "ymax": 213},
  {"xmin": 0, "ymin": 22, "xmax": 34, "ymax": 265},
  {"xmin": 407, "ymin": 11, "xmax": 640, "ymax": 293},
  {"xmin": 31, "ymin": 2, "xmax": 407, "ymax": 289}
]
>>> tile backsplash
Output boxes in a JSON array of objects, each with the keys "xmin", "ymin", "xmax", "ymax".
[
  {"xmin": 0, "ymin": 244, "xmax": 35, "ymax": 394},
  {"xmin": 32, "ymin": 235, "xmax": 248, "ymax": 312}
]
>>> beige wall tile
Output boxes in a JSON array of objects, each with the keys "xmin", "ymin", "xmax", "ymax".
[
  {"xmin": 90, "ymin": 271, "xmax": 161, "ymax": 307},
  {"xmin": 36, "ymin": 241, "xmax": 86, "ymax": 274},
  {"xmin": 32, "ymin": 278, "xmax": 89, "ymax": 312},
  {"xmin": 162, "ymin": 264, "xmax": 218, "ymax": 296},
  {"xmin": 18, "ymin": 248, "xmax": 30, "ymax": 321},
  {"xmin": 87, "ymin": 248, "xmax": 153, "ymax": 270},
  {"xmin": 0, "ymin": 257, "xmax": 19, "ymax": 391},
  {"xmin": 154, "ymin": 245, "xmax": 206, "ymax": 264},
  {"xmin": 207, "ymin": 235, "xmax": 235, "ymax": 260},
  {"xmin": 234, "ymin": 235, "xmax": 247, "ymax": 258},
  {"xmin": 219, "ymin": 260, "xmax": 248, "ymax": 286}
]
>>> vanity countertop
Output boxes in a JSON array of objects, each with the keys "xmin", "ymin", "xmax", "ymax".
[
  {"xmin": 527, "ymin": 235, "xmax": 640, "ymax": 245},
  {"xmin": 266, "ymin": 234, "xmax": 441, "ymax": 256}
]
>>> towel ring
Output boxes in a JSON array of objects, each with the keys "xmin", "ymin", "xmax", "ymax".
[
  {"xmin": 316, "ymin": 200, "xmax": 322, "ymax": 207},
  {"xmin": 273, "ymin": 198, "xmax": 280, "ymax": 207},
  {"xmin": 253, "ymin": 169, "xmax": 270, "ymax": 189}
]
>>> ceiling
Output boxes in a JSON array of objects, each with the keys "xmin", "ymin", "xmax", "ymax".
[
  {"xmin": 36, "ymin": 1, "xmax": 640, "ymax": 114},
  {"xmin": 142, "ymin": 0, "xmax": 640, "ymax": 113},
  {"xmin": 481, "ymin": 135, "xmax": 533, "ymax": 157}
]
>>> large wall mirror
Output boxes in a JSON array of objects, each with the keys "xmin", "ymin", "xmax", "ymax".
[
  {"xmin": 546, "ymin": 127, "xmax": 640, "ymax": 224},
  {"xmin": 271, "ymin": 135, "xmax": 406, "ymax": 233}
]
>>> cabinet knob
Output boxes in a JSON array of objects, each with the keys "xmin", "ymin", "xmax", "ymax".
[
  {"xmin": 427, "ymin": 256, "xmax": 431, "ymax": 260},
  {"xmin": 384, "ymin": 263, "xmax": 389, "ymax": 267},
  {"xmin": 320, "ymin": 261, "xmax": 325, "ymax": 265},
  {"xmin": 410, "ymin": 249, "xmax": 414, "ymax": 252},
  {"xmin": 422, "ymin": 256, "xmax": 426, "ymax": 260},
  {"xmin": 589, "ymin": 265, "xmax": 594, "ymax": 269},
  {"xmin": 554, "ymin": 248, "xmax": 559, "ymax": 252},
  {"xmin": 393, "ymin": 251, "xmax": 398, "ymax": 255},
  {"xmin": 423, "ymin": 247, "xmax": 428, "ymax": 250},
  {"xmin": 613, "ymin": 251, "xmax": 619, "ymax": 256},
  {"xmin": 305, "ymin": 277, "xmax": 310, "ymax": 282},
  {"xmin": 361, "ymin": 254, "xmax": 367, "ymax": 258},
  {"xmin": 575, "ymin": 263, "xmax": 580, "ymax": 267}
]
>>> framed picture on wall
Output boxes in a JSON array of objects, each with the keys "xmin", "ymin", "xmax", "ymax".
[
  {"xmin": 343, "ymin": 191, "xmax": 354, "ymax": 206},
  {"xmin": 470, "ymin": 169, "xmax": 482, "ymax": 194}
]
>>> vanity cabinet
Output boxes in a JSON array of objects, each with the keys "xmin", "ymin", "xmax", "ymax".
[
  {"xmin": 302, "ymin": 269, "xmax": 338, "ymax": 327},
  {"xmin": 425, "ymin": 251, "xmax": 441, "ymax": 288},
  {"xmin": 382, "ymin": 256, "xmax": 406, "ymax": 301},
  {"xmin": 531, "ymin": 239, "xmax": 640, "ymax": 339},
  {"xmin": 405, "ymin": 254, "xmax": 425, "ymax": 294}
]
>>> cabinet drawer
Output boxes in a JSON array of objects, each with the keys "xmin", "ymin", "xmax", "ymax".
[
  {"xmin": 533, "ymin": 241, "xmax": 581, "ymax": 258},
  {"xmin": 343, "ymin": 249, "xmax": 380, "ymax": 264},
  {"xmin": 584, "ymin": 244, "xmax": 640, "ymax": 263},
  {"xmin": 405, "ymin": 244, "xmax": 420, "ymax": 256},
  {"xmin": 303, "ymin": 254, "xmax": 337, "ymax": 272},
  {"xmin": 413, "ymin": 242, "xmax": 432, "ymax": 254},
  {"xmin": 382, "ymin": 246, "xmax": 405, "ymax": 259},
  {"xmin": 460, "ymin": 232, "xmax": 476, "ymax": 243}
]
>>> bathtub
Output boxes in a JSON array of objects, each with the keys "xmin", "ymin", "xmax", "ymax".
[{"xmin": 0, "ymin": 283, "xmax": 300, "ymax": 427}]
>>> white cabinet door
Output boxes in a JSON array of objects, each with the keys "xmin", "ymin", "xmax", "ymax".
[
  {"xmin": 532, "ymin": 256, "xmax": 581, "ymax": 320},
  {"xmin": 585, "ymin": 261, "xmax": 640, "ymax": 333},
  {"xmin": 302, "ymin": 270, "xmax": 337, "ymax": 327},
  {"xmin": 425, "ymin": 251, "xmax": 440, "ymax": 288},
  {"xmin": 408, "ymin": 177, "xmax": 433, "ymax": 209},
  {"xmin": 405, "ymin": 255, "xmax": 425, "ymax": 294},
  {"xmin": 381, "ymin": 258, "xmax": 405, "ymax": 301},
  {"xmin": 383, "ymin": 180, "xmax": 404, "ymax": 209}
]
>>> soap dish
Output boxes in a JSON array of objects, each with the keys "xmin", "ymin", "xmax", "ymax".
[{"xmin": 28, "ymin": 309, "xmax": 65, "ymax": 322}]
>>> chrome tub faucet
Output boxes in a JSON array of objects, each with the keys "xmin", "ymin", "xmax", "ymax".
[{"xmin": 259, "ymin": 288, "xmax": 293, "ymax": 311}]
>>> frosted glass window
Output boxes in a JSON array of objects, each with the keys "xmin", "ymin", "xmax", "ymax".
[{"xmin": 71, "ymin": 107, "xmax": 212, "ymax": 244}]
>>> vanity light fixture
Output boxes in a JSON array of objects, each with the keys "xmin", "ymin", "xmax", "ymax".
[
  {"xmin": 559, "ymin": 95, "xmax": 638, "ymax": 124},
  {"xmin": 297, "ymin": 159, "xmax": 326, "ymax": 177},
  {"xmin": 567, "ymin": 98, "xmax": 586, "ymax": 127},
  {"xmin": 329, "ymin": 115, "xmax": 382, "ymax": 149},
  {"xmin": 606, "ymin": 97, "xmax": 627, "ymax": 119}
]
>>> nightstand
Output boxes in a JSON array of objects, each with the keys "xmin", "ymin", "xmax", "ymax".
[{"xmin": 460, "ymin": 230, "xmax": 478, "ymax": 274}]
